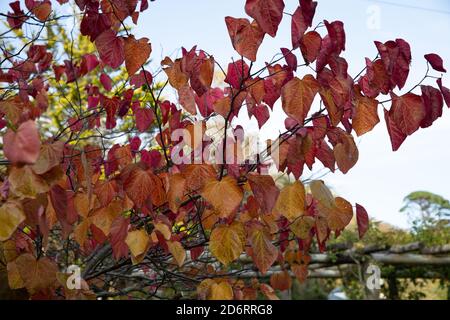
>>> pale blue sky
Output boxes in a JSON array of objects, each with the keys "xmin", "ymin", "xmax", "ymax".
[{"xmin": 2, "ymin": 0, "xmax": 450, "ymax": 228}]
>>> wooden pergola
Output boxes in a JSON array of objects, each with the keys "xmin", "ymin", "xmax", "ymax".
[{"xmin": 237, "ymin": 242, "xmax": 450, "ymax": 299}]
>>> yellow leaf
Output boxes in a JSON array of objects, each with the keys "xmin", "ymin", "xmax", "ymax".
[
  {"xmin": 0, "ymin": 201, "xmax": 25, "ymax": 241},
  {"xmin": 125, "ymin": 229, "xmax": 150, "ymax": 257},
  {"xmin": 9, "ymin": 165, "xmax": 49, "ymax": 199},
  {"xmin": 209, "ymin": 222, "xmax": 245, "ymax": 266},
  {"xmin": 90, "ymin": 200, "xmax": 123, "ymax": 236},
  {"xmin": 209, "ymin": 281, "xmax": 233, "ymax": 300},
  {"xmin": 310, "ymin": 180, "xmax": 353, "ymax": 232},
  {"xmin": 290, "ymin": 216, "xmax": 315, "ymax": 239},
  {"xmin": 153, "ymin": 222, "xmax": 172, "ymax": 240},
  {"xmin": 274, "ymin": 181, "xmax": 305, "ymax": 221},
  {"xmin": 167, "ymin": 241, "xmax": 186, "ymax": 267}
]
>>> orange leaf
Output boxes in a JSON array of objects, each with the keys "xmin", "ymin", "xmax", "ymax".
[
  {"xmin": 199, "ymin": 57, "xmax": 214, "ymax": 88},
  {"xmin": 73, "ymin": 192, "xmax": 90, "ymax": 218},
  {"xmin": 248, "ymin": 223, "xmax": 278, "ymax": 274},
  {"xmin": 353, "ymin": 92, "xmax": 380, "ymax": 136},
  {"xmin": 260, "ymin": 283, "xmax": 280, "ymax": 300},
  {"xmin": 14, "ymin": 253, "xmax": 57, "ymax": 294},
  {"xmin": 33, "ymin": 1, "xmax": 52, "ymax": 22},
  {"xmin": 290, "ymin": 216, "xmax": 315, "ymax": 239},
  {"xmin": 333, "ymin": 131, "xmax": 359, "ymax": 174},
  {"xmin": 209, "ymin": 222, "xmax": 245, "ymax": 266},
  {"xmin": 182, "ymin": 164, "xmax": 217, "ymax": 192},
  {"xmin": 225, "ymin": 17, "xmax": 265, "ymax": 61},
  {"xmin": 310, "ymin": 180, "xmax": 353, "ymax": 232},
  {"xmin": 123, "ymin": 165, "xmax": 154, "ymax": 208},
  {"xmin": 90, "ymin": 200, "xmax": 124, "ymax": 236},
  {"xmin": 161, "ymin": 57, "xmax": 189, "ymax": 90},
  {"xmin": 124, "ymin": 35, "xmax": 151, "ymax": 76},
  {"xmin": 9, "ymin": 165, "xmax": 49, "ymax": 199},
  {"xmin": 281, "ymin": 75, "xmax": 320, "ymax": 124},
  {"xmin": 201, "ymin": 176, "xmax": 243, "ymax": 218},
  {"xmin": 167, "ymin": 173, "xmax": 187, "ymax": 213},
  {"xmin": 327, "ymin": 196, "xmax": 353, "ymax": 232},
  {"xmin": 32, "ymin": 141, "xmax": 64, "ymax": 175},
  {"xmin": 94, "ymin": 179, "xmax": 118, "ymax": 208},
  {"xmin": 270, "ymin": 271, "xmax": 292, "ymax": 291},
  {"xmin": 153, "ymin": 222, "xmax": 171, "ymax": 240},
  {"xmin": 74, "ymin": 219, "xmax": 90, "ymax": 246}
]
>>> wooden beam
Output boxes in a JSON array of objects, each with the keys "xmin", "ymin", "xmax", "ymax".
[{"xmin": 370, "ymin": 253, "xmax": 450, "ymax": 265}]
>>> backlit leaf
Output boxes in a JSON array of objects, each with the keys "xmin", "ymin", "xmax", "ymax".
[
  {"xmin": 209, "ymin": 222, "xmax": 245, "ymax": 266},
  {"xmin": 0, "ymin": 201, "xmax": 25, "ymax": 241},
  {"xmin": 281, "ymin": 75, "xmax": 320, "ymax": 124},
  {"xmin": 4, "ymin": 120, "xmax": 41, "ymax": 165},
  {"xmin": 201, "ymin": 176, "xmax": 243, "ymax": 218},
  {"xmin": 245, "ymin": 0, "xmax": 285, "ymax": 37},
  {"xmin": 274, "ymin": 181, "xmax": 305, "ymax": 221},
  {"xmin": 124, "ymin": 35, "xmax": 151, "ymax": 76},
  {"xmin": 248, "ymin": 223, "xmax": 278, "ymax": 274}
]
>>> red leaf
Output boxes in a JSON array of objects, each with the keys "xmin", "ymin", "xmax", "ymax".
[
  {"xmin": 424, "ymin": 53, "xmax": 446, "ymax": 73},
  {"xmin": 420, "ymin": 85, "xmax": 443, "ymax": 128},
  {"xmin": 300, "ymin": 31, "xmax": 321, "ymax": 64},
  {"xmin": 141, "ymin": 149, "xmax": 162, "ymax": 169},
  {"xmin": 100, "ymin": 73, "xmax": 112, "ymax": 91},
  {"xmin": 299, "ymin": 0, "xmax": 318, "ymax": 27},
  {"xmin": 3, "ymin": 120, "xmax": 41, "ymax": 165},
  {"xmin": 225, "ymin": 17, "xmax": 265, "ymax": 62},
  {"xmin": 245, "ymin": 0, "xmax": 285, "ymax": 37},
  {"xmin": 384, "ymin": 108, "xmax": 407, "ymax": 151},
  {"xmin": 437, "ymin": 78, "xmax": 450, "ymax": 108},
  {"xmin": 81, "ymin": 53, "xmax": 99, "ymax": 72},
  {"xmin": 280, "ymin": 48, "xmax": 297, "ymax": 71},
  {"xmin": 130, "ymin": 136, "xmax": 141, "ymax": 153},
  {"xmin": 375, "ymin": 39, "xmax": 411, "ymax": 90},
  {"xmin": 247, "ymin": 173, "xmax": 280, "ymax": 214},
  {"xmin": 324, "ymin": 20, "xmax": 346, "ymax": 55},
  {"xmin": 95, "ymin": 29, "xmax": 125, "ymax": 69},
  {"xmin": 80, "ymin": 10, "xmax": 111, "ymax": 41},
  {"xmin": 135, "ymin": 108, "xmax": 154, "ymax": 132},
  {"xmin": 252, "ymin": 104, "xmax": 270, "ymax": 129},
  {"xmin": 224, "ymin": 60, "xmax": 249, "ymax": 89},
  {"xmin": 110, "ymin": 216, "xmax": 130, "ymax": 260},
  {"xmin": 123, "ymin": 166, "xmax": 154, "ymax": 208},
  {"xmin": 389, "ymin": 92, "xmax": 425, "ymax": 136},
  {"xmin": 291, "ymin": 6, "xmax": 307, "ymax": 49},
  {"xmin": 291, "ymin": 0, "xmax": 317, "ymax": 49},
  {"xmin": 130, "ymin": 70, "xmax": 153, "ymax": 88},
  {"xmin": 356, "ymin": 203, "xmax": 369, "ymax": 239}
]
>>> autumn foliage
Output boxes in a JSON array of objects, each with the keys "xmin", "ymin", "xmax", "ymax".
[{"xmin": 0, "ymin": 0, "xmax": 448, "ymax": 300}]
